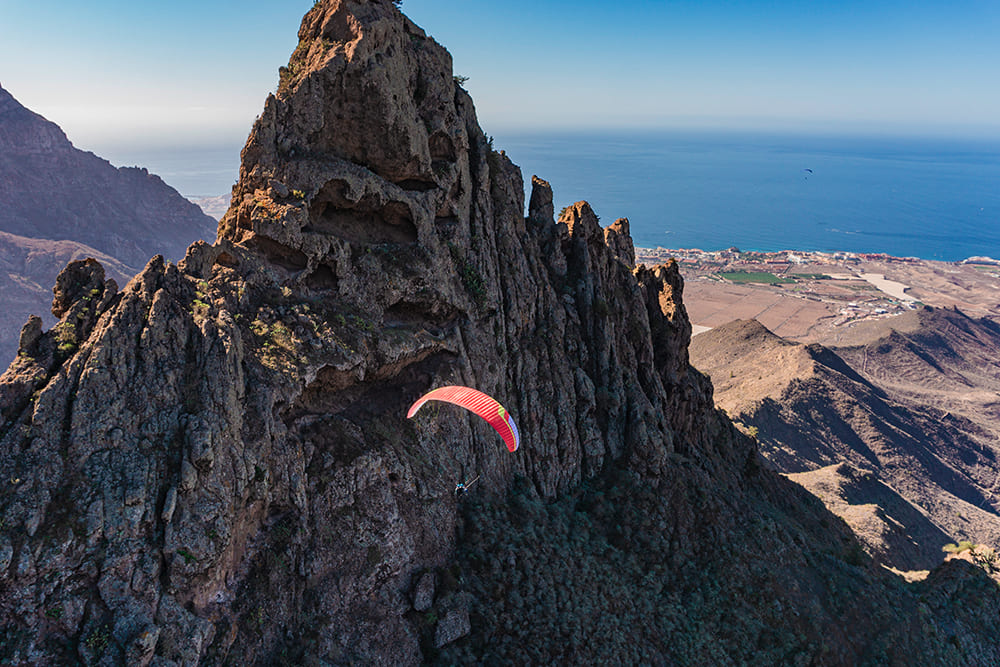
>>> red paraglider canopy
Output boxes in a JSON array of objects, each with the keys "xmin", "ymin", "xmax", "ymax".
[{"xmin": 407, "ymin": 385, "xmax": 520, "ymax": 452}]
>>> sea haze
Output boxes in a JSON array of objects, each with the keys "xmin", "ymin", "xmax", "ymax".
[
  {"xmin": 96, "ymin": 143, "xmax": 242, "ymax": 200},
  {"xmin": 497, "ymin": 130, "xmax": 1000, "ymax": 262},
  {"xmin": 102, "ymin": 131, "xmax": 1000, "ymax": 262}
]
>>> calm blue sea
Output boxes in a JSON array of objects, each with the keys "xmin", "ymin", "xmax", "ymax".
[
  {"xmin": 114, "ymin": 130, "xmax": 1000, "ymax": 262},
  {"xmin": 99, "ymin": 144, "xmax": 242, "ymax": 201},
  {"xmin": 499, "ymin": 130, "xmax": 1000, "ymax": 262}
]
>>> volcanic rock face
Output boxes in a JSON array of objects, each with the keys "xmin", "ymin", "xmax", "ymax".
[{"xmin": 1, "ymin": 1, "xmax": 1000, "ymax": 664}]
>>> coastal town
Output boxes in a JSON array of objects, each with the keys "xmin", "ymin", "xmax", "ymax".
[{"xmin": 635, "ymin": 246, "xmax": 1000, "ymax": 344}]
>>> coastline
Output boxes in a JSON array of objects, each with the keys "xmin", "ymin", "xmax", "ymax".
[{"xmin": 636, "ymin": 246, "xmax": 1000, "ymax": 345}]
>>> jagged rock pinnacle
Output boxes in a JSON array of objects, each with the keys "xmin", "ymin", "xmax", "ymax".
[{"xmin": 2, "ymin": 1, "xmax": 998, "ymax": 664}]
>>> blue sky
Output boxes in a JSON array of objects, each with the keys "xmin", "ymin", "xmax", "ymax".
[{"xmin": 2, "ymin": 0, "xmax": 999, "ymax": 158}]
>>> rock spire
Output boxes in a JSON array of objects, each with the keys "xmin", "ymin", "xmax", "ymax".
[{"xmin": 1, "ymin": 1, "xmax": 999, "ymax": 663}]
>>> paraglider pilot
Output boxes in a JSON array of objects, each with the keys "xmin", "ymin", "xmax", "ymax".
[{"xmin": 454, "ymin": 475, "xmax": 479, "ymax": 498}]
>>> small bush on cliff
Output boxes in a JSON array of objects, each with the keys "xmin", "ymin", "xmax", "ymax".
[
  {"xmin": 53, "ymin": 322, "xmax": 76, "ymax": 356},
  {"xmin": 277, "ymin": 60, "xmax": 304, "ymax": 95},
  {"xmin": 447, "ymin": 242, "xmax": 487, "ymax": 306},
  {"xmin": 943, "ymin": 541, "xmax": 977, "ymax": 554},
  {"xmin": 84, "ymin": 625, "xmax": 111, "ymax": 654},
  {"xmin": 460, "ymin": 262, "xmax": 486, "ymax": 306}
]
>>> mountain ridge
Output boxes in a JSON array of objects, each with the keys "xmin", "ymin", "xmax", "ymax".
[
  {"xmin": 0, "ymin": 84, "xmax": 219, "ymax": 365},
  {"xmin": 2, "ymin": 1, "xmax": 999, "ymax": 663},
  {"xmin": 0, "ymin": 84, "xmax": 217, "ymax": 268},
  {"xmin": 691, "ymin": 310, "xmax": 1000, "ymax": 571}
]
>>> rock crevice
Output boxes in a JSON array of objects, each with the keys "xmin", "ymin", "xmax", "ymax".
[{"xmin": 2, "ymin": 1, "xmax": 999, "ymax": 664}]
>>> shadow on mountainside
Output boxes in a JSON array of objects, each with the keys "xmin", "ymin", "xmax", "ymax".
[
  {"xmin": 691, "ymin": 314, "xmax": 1000, "ymax": 572},
  {"xmin": 3, "ymin": 1, "xmax": 1000, "ymax": 664}
]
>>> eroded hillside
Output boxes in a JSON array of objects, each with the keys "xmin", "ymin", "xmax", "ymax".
[
  {"xmin": 1, "ymin": 1, "xmax": 999, "ymax": 664},
  {"xmin": 691, "ymin": 311, "xmax": 1000, "ymax": 572}
]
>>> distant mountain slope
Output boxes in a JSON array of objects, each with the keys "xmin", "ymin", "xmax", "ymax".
[
  {"xmin": 690, "ymin": 313, "xmax": 1000, "ymax": 571},
  {"xmin": 0, "ymin": 231, "xmax": 135, "ymax": 364},
  {"xmin": 835, "ymin": 306, "xmax": 1000, "ymax": 417},
  {"xmin": 0, "ymin": 85, "xmax": 219, "ymax": 365},
  {"xmin": 0, "ymin": 85, "xmax": 217, "ymax": 268},
  {"xmin": 786, "ymin": 462, "xmax": 953, "ymax": 573}
]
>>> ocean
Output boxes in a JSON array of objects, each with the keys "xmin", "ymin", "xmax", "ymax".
[
  {"xmin": 112, "ymin": 130, "xmax": 1000, "ymax": 262},
  {"xmin": 497, "ymin": 130, "xmax": 1000, "ymax": 263},
  {"xmin": 98, "ymin": 144, "xmax": 242, "ymax": 202}
]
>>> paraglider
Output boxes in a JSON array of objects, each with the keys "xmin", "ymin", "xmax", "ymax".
[{"xmin": 406, "ymin": 385, "xmax": 521, "ymax": 452}]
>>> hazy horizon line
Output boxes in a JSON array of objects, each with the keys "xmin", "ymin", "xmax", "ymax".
[{"xmin": 74, "ymin": 121, "xmax": 1000, "ymax": 157}]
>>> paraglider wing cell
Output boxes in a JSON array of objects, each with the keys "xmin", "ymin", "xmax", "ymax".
[{"xmin": 407, "ymin": 385, "xmax": 520, "ymax": 451}]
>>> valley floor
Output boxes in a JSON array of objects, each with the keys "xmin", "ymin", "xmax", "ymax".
[
  {"xmin": 636, "ymin": 247, "xmax": 1000, "ymax": 346},
  {"xmin": 673, "ymin": 246, "xmax": 1000, "ymax": 577}
]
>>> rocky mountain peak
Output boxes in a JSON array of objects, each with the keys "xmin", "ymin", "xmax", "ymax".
[
  {"xmin": 218, "ymin": 0, "xmax": 494, "ymax": 330},
  {"xmin": 228, "ymin": 0, "xmax": 465, "ymax": 198},
  {"xmin": 2, "ymin": 2, "xmax": 1000, "ymax": 664}
]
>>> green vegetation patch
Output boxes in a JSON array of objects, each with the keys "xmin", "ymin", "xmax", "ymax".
[
  {"xmin": 716, "ymin": 271, "xmax": 795, "ymax": 284},
  {"xmin": 53, "ymin": 322, "xmax": 77, "ymax": 355}
]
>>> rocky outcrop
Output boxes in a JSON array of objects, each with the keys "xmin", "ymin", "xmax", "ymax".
[
  {"xmin": 2, "ymin": 1, "xmax": 999, "ymax": 664},
  {"xmin": 0, "ymin": 86, "xmax": 218, "ymax": 366},
  {"xmin": 0, "ymin": 231, "xmax": 134, "ymax": 366}
]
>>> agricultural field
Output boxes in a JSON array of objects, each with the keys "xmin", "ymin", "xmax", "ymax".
[{"xmin": 715, "ymin": 271, "xmax": 795, "ymax": 284}]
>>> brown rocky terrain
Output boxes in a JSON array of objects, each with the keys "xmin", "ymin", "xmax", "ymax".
[
  {"xmin": 2, "ymin": 1, "xmax": 1000, "ymax": 664},
  {"xmin": 0, "ymin": 84, "xmax": 218, "ymax": 366},
  {"xmin": 0, "ymin": 232, "xmax": 135, "ymax": 367},
  {"xmin": 690, "ymin": 310, "xmax": 1000, "ymax": 573}
]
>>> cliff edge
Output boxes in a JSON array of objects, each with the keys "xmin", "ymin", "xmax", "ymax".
[{"xmin": 2, "ymin": 1, "xmax": 999, "ymax": 664}]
